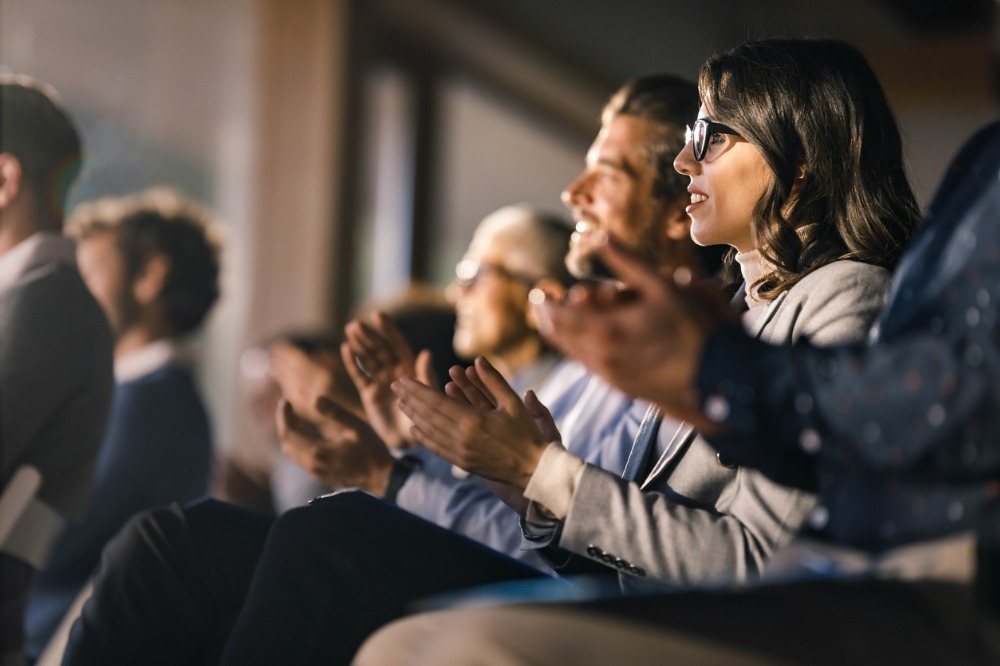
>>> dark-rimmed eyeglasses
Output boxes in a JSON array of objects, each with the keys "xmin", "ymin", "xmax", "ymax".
[
  {"xmin": 685, "ymin": 118, "xmax": 741, "ymax": 162},
  {"xmin": 454, "ymin": 259, "xmax": 539, "ymax": 289}
]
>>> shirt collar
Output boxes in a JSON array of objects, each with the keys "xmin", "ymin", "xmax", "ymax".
[
  {"xmin": 0, "ymin": 232, "xmax": 77, "ymax": 293},
  {"xmin": 115, "ymin": 339, "xmax": 191, "ymax": 383},
  {"xmin": 509, "ymin": 351, "xmax": 563, "ymax": 395}
]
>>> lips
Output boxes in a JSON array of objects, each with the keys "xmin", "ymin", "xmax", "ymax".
[{"xmin": 686, "ymin": 186, "xmax": 708, "ymax": 213}]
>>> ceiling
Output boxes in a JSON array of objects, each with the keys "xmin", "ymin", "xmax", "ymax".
[{"xmin": 461, "ymin": 0, "xmax": 994, "ymax": 84}]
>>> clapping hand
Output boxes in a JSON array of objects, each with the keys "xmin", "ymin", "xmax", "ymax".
[
  {"xmin": 342, "ymin": 311, "xmax": 436, "ymax": 449},
  {"xmin": 532, "ymin": 232, "xmax": 735, "ymax": 431},
  {"xmin": 276, "ymin": 396, "xmax": 395, "ymax": 494},
  {"xmin": 392, "ymin": 356, "xmax": 559, "ymax": 493}
]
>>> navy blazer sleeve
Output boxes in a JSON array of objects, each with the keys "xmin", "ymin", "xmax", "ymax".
[{"xmin": 696, "ymin": 121, "xmax": 1000, "ymax": 551}]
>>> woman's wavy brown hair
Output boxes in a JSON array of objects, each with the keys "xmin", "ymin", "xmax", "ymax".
[{"xmin": 698, "ymin": 38, "xmax": 921, "ymax": 298}]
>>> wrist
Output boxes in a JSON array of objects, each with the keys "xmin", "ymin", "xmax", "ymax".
[{"xmin": 382, "ymin": 455, "xmax": 422, "ymax": 503}]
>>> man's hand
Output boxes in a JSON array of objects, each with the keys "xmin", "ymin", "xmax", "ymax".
[
  {"xmin": 532, "ymin": 233, "xmax": 735, "ymax": 431},
  {"xmin": 342, "ymin": 311, "xmax": 435, "ymax": 450},
  {"xmin": 276, "ymin": 395, "xmax": 395, "ymax": 495},
  {"xmin": 392, "ymin": 357, "xmax": 556, "ymax": 493},
  {"xmin": 268, "ymin": 340, "xmax": 363, "ymax": 422}
]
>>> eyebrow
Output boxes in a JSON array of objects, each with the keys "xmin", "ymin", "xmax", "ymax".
[{"xmin": 596, "ymin": 154, "xmax": 641, "ymax": 180}]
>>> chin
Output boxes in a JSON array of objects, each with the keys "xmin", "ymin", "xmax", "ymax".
[{"xmin": 452, "ymin": 334, "xmax": 476, "ymax": 360}]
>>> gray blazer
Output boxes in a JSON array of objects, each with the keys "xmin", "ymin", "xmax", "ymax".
[
  {"xmin": 556, "ymin": 260, "xmax": 891, "ymax": 589},
  {"xmin": 0, "ymin": 252, "xmax": 114, "ymax": 522}
]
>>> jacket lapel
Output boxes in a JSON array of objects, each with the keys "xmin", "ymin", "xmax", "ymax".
[{"xmin": 640, "ymin": 420, "xmax": 697, "ymax": 490}]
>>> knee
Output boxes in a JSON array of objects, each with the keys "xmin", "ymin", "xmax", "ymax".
[
  {"xmin": 274, "ymin": 491, "xmax": 391, "ymax": 536},
  {"xmin": 99, "ymin": 503, "xmax": 190, "ymax": 568}
]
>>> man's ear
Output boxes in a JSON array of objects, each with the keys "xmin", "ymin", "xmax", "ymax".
[
  {"xmin": 525, "ymin": 278, "xmax": 565, "ymax": 331},
  {"xmin": 133, "ymin": 254, "xmax": 171, "ymax": 305},
  {"xmin": 0, "ymin": 154, "xmax": 24, "ymax": 209},
  {"xmin": 663, "ymin": 196, "xmax": 692, "ymax": 242}
]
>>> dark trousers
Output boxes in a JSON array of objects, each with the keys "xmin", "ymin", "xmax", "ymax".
[
  {"xmin": 1, "ymin": 553, "xmax": 35, "ymax": 664},
  {"xmin": 64, "ymin": 491, "xmax": 545, "ymax": 666}
]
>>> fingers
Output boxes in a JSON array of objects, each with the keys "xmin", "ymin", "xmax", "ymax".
[
  {"xmin": 392, "ymin": 377, "xmax": 463, "ymax": 431},
  {"xmin": 449, "ymin": 365, "xmax": 496, "ymax": 410},
  {"xmin": 276, "ymin": 399, "xmax": 321, "ymax": 448},
  {"xmin": 393, "ymin": 378, "xmax": 466, "ymax": 458},
  {"xmin": 473, "ymin": 356, "xmax": 524, "ymax": 411},
  {"xmin": 316, "ymin": 395, "xmax": 366, "ymax": 430},
  {"xmin": 345, "ymin": 320, "xmax": 396, "ymax": 373},
  {"xmin": 340, "ymin": 341, "xmax": 371, "ymax": 390},
  {"xmin": 415, "ymin": 349, "xmax": 437, "ymax": 388},
  {"xmin": 524, "ymin": 390, "xmax": 560, "ymax": 443},
  {"xmin": 372, "ymin": 311, "xmax": 414, "ymax": 365},
  {"xmin": 596, "ymin": 235, "xmax": 686, "ymax": 294}
]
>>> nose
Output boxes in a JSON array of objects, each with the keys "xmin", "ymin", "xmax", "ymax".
[
  {"xmin": 561, "ymin": 171, "xmax": 589, "ymax": 209},
  {"xmin": 445, "ymin": 280, "xmax": 467, "ymax": 305},
  {"xmin": 673, "ymin": 139, "xmax": 699, "ymax": 176}
]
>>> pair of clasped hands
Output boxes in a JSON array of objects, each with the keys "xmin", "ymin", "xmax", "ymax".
[{"xmin": 274, "ymin": 229, "xmax": 733, "ymax": 510}]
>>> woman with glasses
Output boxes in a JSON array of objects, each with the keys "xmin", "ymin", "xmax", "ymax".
[
  {"xmin": 672, "ymin": 37, "xmax": 919, "ymax": 347},
  {"xmin": 356, "ymin": 37, "xmax": 925, "ymax": 665}
]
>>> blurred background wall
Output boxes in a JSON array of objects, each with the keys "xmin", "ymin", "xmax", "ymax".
[{"xmin": 1, "ymin": 0, "xmax": 995, "ymax": 462}]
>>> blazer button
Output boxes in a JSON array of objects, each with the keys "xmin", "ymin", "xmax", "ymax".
[
  {"xmin": 628, "ymin": 565, "xmax": 646, "ymax": 577},
  {"xmin": 716, "ymin": 452, "xmax": 738, "ymax": 469},
  {"xmin": 586, "ymin": 545, "xmax": 601, "ymax": 557},
  {"xmin": 614, "ymin": 558, "xmax": 628, "ymax": 570},
  {"xmin": 600, "ymin": 553, "xmax": 616, "ymax": 564}
]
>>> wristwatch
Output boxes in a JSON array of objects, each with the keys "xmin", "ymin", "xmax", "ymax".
[{"xmin": 383, "ymin": 455, "xmax": 422, "ymax": 504}]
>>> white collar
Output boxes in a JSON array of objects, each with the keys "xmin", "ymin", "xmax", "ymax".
[
  {"xmin": 0, "ymin": 232, "xmax": 76, "ymax": 293},
  {"xmin": 115, "ymin": 339, "xmax": 191, "ymax": 383}
]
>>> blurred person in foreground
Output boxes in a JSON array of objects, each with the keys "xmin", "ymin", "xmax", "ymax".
[
  {"xmin": 0, "ymin": 76, "xmax": 113, "ymax": 666},
  {"xmin": 24, "ymin": 189, "xmax": 221, "ymax": 661}
]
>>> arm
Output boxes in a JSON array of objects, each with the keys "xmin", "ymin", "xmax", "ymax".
[
  {"xmin": 392, "ymin": 459, "xmax": 551, "ymax": 571},
  {"xmin": 699, "ymin": 325, "xmax": 1000, "ymax": 479},
  {"xmin": 557, "ymin": 445, "xmax": 815, "ymax": 586},
  {"xmin": 0, "ymin": 266, "xmax": 114, "ymax": 516}
]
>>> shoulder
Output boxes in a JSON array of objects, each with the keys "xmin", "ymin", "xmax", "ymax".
[
  {"xmin": 792, "ymin": 260, "xmax": 891, "ymax": 295},
  {"xmin": 781, "ymin": 260, "xmax": 891, "ymax": 312},
  {"xmin": 0, "ymin": 261, "xmax": 112, "ymax": 377},
  {"xmin": 4, "ymin": 261, "xmax": 103, "ymax": 322},
  {"xmin": 0, "ymin": 262, "xmax": 108, "ymax": 342},
  {"xmin": 765, "ymin": 260, "xmax": 892, "ymax": 346}
]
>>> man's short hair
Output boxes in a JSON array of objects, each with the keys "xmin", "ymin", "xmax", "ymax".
[
  {"xmin": 69, "ymin": 188, "xmax": 222, "ymax": 336},
  {"xmin": 0, "ymin": 75, "xmax": 82, "ymax": 223},
  {"xmin": 601, "ymin": 74, "xmax": 698, "ymax": 205},
  {"xmin": 602, "ymin": 74, "xmax": 726, "ymax": 277}
]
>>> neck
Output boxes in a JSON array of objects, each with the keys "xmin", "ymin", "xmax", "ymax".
[
  {"xmin": 114, "ymin": 323, "xmax": 173, "ymax": 362},
  {"xmin": 734, "ymin": 248, "xmax": 773, "ymax": 306},
  {"xmin": 486, "ymin": 335, "xmax": 547, "ymax": 381},
  {"xmin": 0, "ymin": 221, "xmax": 39, "ymax": 257},
  {"xmin": 0, "ymin": 193, "xmax": 56, "ymax": 257}
]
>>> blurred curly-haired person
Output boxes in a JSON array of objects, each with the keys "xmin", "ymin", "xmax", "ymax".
[{"xmin": 25, "ymin": 188, "xmax": 222, "ymax": 661}]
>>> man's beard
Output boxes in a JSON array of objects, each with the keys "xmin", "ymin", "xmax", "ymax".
[{"xmin": 567, "ymin": 220, "xmax": 662, "ymax": 283}]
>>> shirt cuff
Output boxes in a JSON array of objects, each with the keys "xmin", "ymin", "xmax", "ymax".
[{"xmin": 522, "ymin": 441, "xmax": 587, "ymax": 520}]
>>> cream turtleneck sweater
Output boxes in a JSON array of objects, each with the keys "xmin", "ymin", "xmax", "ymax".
[{"xmin": 734, "ymin": 248, "xmax": 773, "ymax": 330}]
